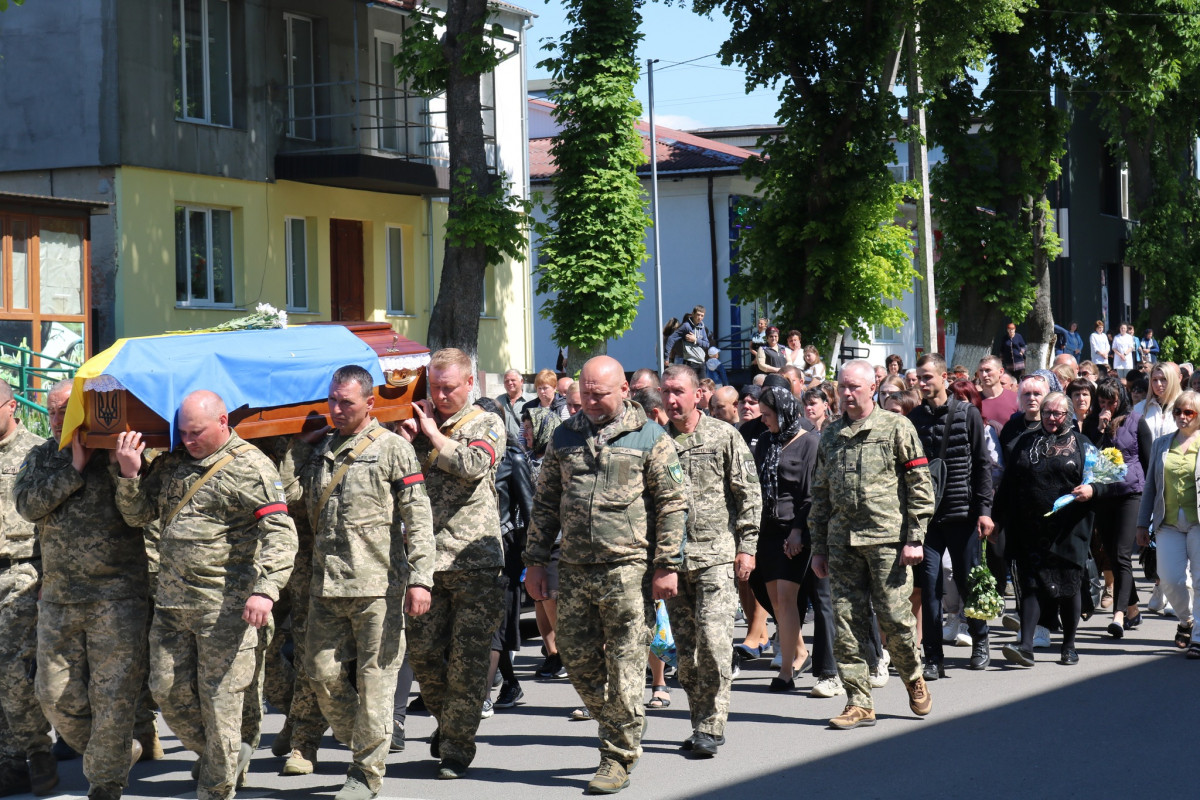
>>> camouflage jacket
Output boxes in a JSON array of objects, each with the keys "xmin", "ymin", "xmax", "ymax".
[
  {"xmin": 670, "ymin": 414, "xmax": 761, "ymax": 570},
  {"xmin": 14, "ymin": 441, "xmax": 148, "ymax": 603},
  {"xmin": 525, "ymin": 401, "xmax": 688, "ymax": 569},
  {"xmin": 0, "ymin": 423, "xmax": 44, "ymax": 560},
  {"xmin": 114, "ymin": 432, "xmax": 297, "ymax": 611},
  {"xmin": 410, "ymin": 404, "xmax": 505, "ymax": 573},
  {"xmin": 295, "ymin": 419, "xmax": 435, "ymax": 597},
  {"xmin": 809, "ymin": 406, "xmax": 935, "ymax": 555}
]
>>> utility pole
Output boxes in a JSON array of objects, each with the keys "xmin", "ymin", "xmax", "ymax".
[
  {"xmin": 907, "ymin": 24, "xmax": 938, "ymax": 357},
  {"xmin": 647, "ymin": 58, "xmax": 665, "ymax": 369}
]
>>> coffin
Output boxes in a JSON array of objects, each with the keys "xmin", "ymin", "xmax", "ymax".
[{"xmin": 74, "ymin": 322, "xmax": 428, "ymax": 449}]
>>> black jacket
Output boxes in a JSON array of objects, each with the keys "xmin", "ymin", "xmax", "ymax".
[
  {"xmin": 908, "ymin": 397, "xmax": 993, "ymax": 523},
  {"xmin": 494, "ymin": 445, "xmax": 534, "ymax": 578}
]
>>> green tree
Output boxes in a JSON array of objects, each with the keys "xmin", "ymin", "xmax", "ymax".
[
  {"xmin": 0, "ymin": 0, "xmax": 25, "ymax": 10},
  {"xmin": 393, "ymin": 1, "xmax": 529, "ymax": 361},
  {"xmin": 535, "ymin": 0, "xmax": 651, "ymax": 372}
]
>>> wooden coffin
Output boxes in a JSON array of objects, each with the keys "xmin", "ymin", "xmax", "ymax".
[{"xmin": 77, "ymin": 322, "xmax": 428, "ymax": 449}]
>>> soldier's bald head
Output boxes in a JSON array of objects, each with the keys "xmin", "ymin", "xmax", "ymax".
[
  {"xmin": 581, "ymin": 356, "xmax": 625, "ymax": 389},
  {"xmin": 579, "ymin": 356, "xmax": 628, "ymax": 425},
  {"xmin": 180, "ymin": 390, "xmax": 228, "ymax": 421}
]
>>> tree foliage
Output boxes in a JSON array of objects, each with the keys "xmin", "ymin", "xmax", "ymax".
[
  {"xmin": 0, "ymin": 0, "xmax": 24, "ymax": 10},
  {"xmin": 394, "ymin": 1, "xmax": 529, "ymax": 359},
  {"xmin": 535, "ymin": 0, "xmax": 651, "ymax": 365}
]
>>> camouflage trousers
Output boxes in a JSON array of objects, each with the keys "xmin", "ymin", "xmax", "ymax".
[
  {"xmin": 827, "ymin": 543, "xmax": 922, "ymax": 710},
  {"xmin": 0, "ymin": 561, "xmax": 52, "ymax": 758},
  {"xmin": 36, "ymin": 598, "xmax": 148, "ymax": 789},
  {"xmin": 133, "ymin": 574, "xmax": 159, "ymax": 744},
  {"xmin": 304, "ymin": 596, "xmax": 405, "ymax": 791},
  {"xmin": 665, "ymin": 563, "xmax": 736, "ymax": 736},
  {"xmin": 149, "ymin": 606, "xmax": 258, "ymax": 800},
  {"xmin": 264, "ymin": 537, "xmax": 325, "ymax": 752},
  {"xmin": 557, "ymin": 562, "xmax": 653, "ymax": 766},
  {"xmin": 406, "ymin": 569, "xmax": 504, "ymax": 768},
  {"xmin": 239, "ymin": 615, "xmax": 274, "ymax": 749}
]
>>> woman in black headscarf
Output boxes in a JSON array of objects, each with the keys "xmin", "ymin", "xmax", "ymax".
[{"xmin": 754, "ymin": 385, "xmax": 821, "ymax": 692}]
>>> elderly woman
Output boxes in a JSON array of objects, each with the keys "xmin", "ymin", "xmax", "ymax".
[
  {"xmin": 755, "ymin": 326, "xmax": 788, "ymax": 374},
  {"xmin": 1137, "ymin": 390, "xmax": 1200, "ymax": 658},
  {"xmin": 521, "ymin": 368, "xmax": 568, "ymax": 419},
  {"xmin": 753, "ymin": 384, "xmax": 821, "ymax": 692},
  {"xmin": 1085, "ymin": 378, "xmax": 1145, "ymax": 638},
  {"xmin": 995, "ymin": 392, "xmax": 1100, "ymax": 666}
]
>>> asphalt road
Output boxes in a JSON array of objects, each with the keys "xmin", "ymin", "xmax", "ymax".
[{"xmin": 21, "ymin": 583, "xmax": 1197, "ymax": 800}]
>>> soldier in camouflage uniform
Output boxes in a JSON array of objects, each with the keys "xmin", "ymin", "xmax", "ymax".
[
  {"xmin": 114, "ymin": 391, "xmax": 297, "ymax": 800},
  {"xmin": 525, "ymin": 356, "xmax": 688, "ymax": 795},
  {"xmin": 659, "ymin": 366, "xmax": 761, "ymax": 758},
  {"xmin": 398, "ymin": 348, "xmax": 505, "ymax": 781},
  {"xmin": 0, "ymin": 382, "xmax": 55, "ymax": 797},
  {"xmin": 13, "ymin": 382, "xmax": 150, "ymax": 800},
  {"xmin": 810, "ymin": 361, "xmax": 936, "ymax": 730},
  {"xmin": 290, "ymin": 365, "xmax": 435, "ymax": 800}
]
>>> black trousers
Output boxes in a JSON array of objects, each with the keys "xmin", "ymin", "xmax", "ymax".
[{"xmin": 919, "ymin": 518, "xmax": 988, "ymax": 663}]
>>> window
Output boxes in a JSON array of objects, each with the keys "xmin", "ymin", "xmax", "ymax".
[
  {"xmin": 284, "ymin": 14, "xmax": 315, "ymax": 140},
  {"xmin": 285, "ymin": 218, "xmax": 308, "ymax": 311},
  {"xmin": 386, "ymin": 226, "xmax": 407, "ymax": 315},
  {"xmin": 373, "ymin": 30, "xmax": 425, "ymax": 156},
  {"xmin": 873, "ymin": 297, "xmax": 900, "ymax": 343},
  {"xmin": 174, "ymin": 0, "xmax": 232, "ymax": 126},
  {"xmin": 175, "ymin": 206, "xmax": 234, "ymax": 306}
]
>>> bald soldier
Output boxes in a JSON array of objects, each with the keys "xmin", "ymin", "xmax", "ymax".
[
  {"xmin": 14, "ymin": 381, "xmax": 149, "ymax": 800},
  {"xmin": 525, "ymin": 356, "xmax": 688, "ymax": 795},
  {"xmin": 114, "ymin": 391, "xmax": 297, "ymax": 800}
]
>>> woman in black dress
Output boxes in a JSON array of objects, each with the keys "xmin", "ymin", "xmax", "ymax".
[
  {"xmin": 754, "ymin": 385, "xmax": 821, "ymax": 691},
  {"xmin": 995, "ymin": 391, "xmax": 1099, "ymax": 666}
]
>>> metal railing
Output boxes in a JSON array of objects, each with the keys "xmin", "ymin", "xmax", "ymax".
[{"xmin": 1, "ymin": 342, "xmax": 79, "ymax": 414}]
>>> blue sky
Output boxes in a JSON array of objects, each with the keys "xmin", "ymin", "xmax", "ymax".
[{"xmin": 524, "ymin": 1, "xmax": 782, "ymax": 131}]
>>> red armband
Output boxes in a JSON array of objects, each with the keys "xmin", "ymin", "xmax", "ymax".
[{"xmin": 903, "ymin": 457, "xmax": 929, "ymax": 470}]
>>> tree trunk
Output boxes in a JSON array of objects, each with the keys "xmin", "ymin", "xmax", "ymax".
[
  {"xmin": 565, "ymin": 340, "xmax": 606, "ymax": 377},
  {"xmin": 425, "ymin": 0, "xmax": 491, "ymax": 362},
  {"xmin": 1025, "ymin": 194, "xmax": 1056, "ymax": 372},
  {"xmin": 949, "ymin": 283, "xmax": 1006, "ymax": 371}
]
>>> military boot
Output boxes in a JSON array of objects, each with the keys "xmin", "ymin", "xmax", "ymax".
[
  {"xmin": 88, "ymin": 782, "xmax": 123, "ymax": 800},
  {"xmin": 271, "ymin": 721, "xmax": 293, "ymax": 758},
  {"xmin": 0, "ymin": 759, "xmax": 31, "ymax": 797},
  {"xmin": 281, "ymin": 747, "xmax": 316, "ymax": 776},
  {"xmin": 137, "ymin": 727, "xmax": 164, "ymax": 761},
  {"xmin": 27, "ymin": 751, "xmax": 58, "ymax": 796}
]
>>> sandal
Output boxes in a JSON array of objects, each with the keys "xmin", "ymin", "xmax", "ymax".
[
  {"xmin": 646, "ymin": 686, "xmax": 671, "ymax": 709},
  {"xmin": 569, "ymin": 707, "xmax": 592, "ymax": 721},
  {"xmin": 1175, "ymin": 622, "xmax": 1193, "ymax": 649}
]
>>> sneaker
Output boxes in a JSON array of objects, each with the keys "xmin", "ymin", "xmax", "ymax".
[
  {"xmin": 953, "ymin": 617, "xmax": 972, "ymax": 648},
  {"xmin": 536, "ymin": 652, "xmax": 566, "ymax": 678},
  {"xmin": 922, "ymin": 660, "xmax": 945, "ymax": 681},
  {"xmin": 334, "ymin": 767, "xmax": 379, "ymax": 800},
  {"xmin": 690, "ymin": 732, "xmax": 720, "ymax": 757},
  {"xmin": 494, "ymin": 682, "xmax": 525, "ymax": 709},
  {"xmin": 1032, "ymin": 625, "xmax": 1051, "ymax": 649},
  {"xmin": 731, "ymin": 653, "xmax": 741, "ymax": 680},
  {"xmin": 829, "ymin": 705, "xmax": 876, "ymax": 730},
  {"xmin": 810, "ymin": 676, "xmax": 844, "ymax": 698},
  {"xmin": 481, "ymin": 698, "xmax": 494, "ymax": 719},
  {"xmin": 869, "ymin": 652, "xmax": 890, "ymax": 688},
  {"xmin": 968, "ymin": 638, "xmax": 991, "ymax": 670},
  {"xmin": 942, "ymin": 617, "xmax": 963, "ymax": 645},
  {"xmin": 390, "ymin": 723, "xmax": 405, "ymax": 753},
  {"xmin": 1147, "ymin": 584, "xmax": 1166, "ymax": 613},
  {"xmin": 437, "ymin": 759, "xmax": 468, "ymax": 780},
  {"xmin": 1001, "ymin": 614, "xmax": 1021, "ymax": 633},
  {"xmin": 904, "ymin": 677, "xmax": 932, "ymax": 716},
  {"xmin": 282, "ymin": 747, "xmax": 316, "ymax": 776},
  {"xmin": 1001, "ymin": 643, "xmax": 1035, "ymax": 667},
  {"xmin": 27, "ymin": 751, "xmax": 58, "ymax": 796},
  {"xmin": 586, "ymin": 757, "xmax": 630, "ymax": 794}
]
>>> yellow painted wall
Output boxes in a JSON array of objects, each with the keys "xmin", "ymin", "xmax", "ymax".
[{"xmin": 113, "ymin": 166, "xmax": 532, "ymax": 373}]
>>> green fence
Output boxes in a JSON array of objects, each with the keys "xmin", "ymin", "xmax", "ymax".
[{"xmin": 0, "ymin": 341, "xmax": 79, "ymax": 414}]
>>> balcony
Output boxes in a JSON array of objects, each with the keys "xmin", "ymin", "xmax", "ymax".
[{"xmin": 274, "ymin": 78, "xmax": 456, "ymax": 196}]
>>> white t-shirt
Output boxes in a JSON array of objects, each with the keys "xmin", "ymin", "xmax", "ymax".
[
  {"xmin": 1090, "ymin": 331, "xmax": 1110, "ymax": 365},
  {"xmin": 1113, "ymin": 333, "xmax": 1137, "ymax": 370},
  {"xmin": 804, "ymin": 363, "xmax": 826, "ymax": 383}
]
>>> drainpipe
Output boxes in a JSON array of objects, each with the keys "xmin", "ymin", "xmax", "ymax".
[{"xmin": 519, "ymin": 17, "xmax": 533, "ymax": 371}]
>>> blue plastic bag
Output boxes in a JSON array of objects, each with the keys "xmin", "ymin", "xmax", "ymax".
[{"xmin": 650, "ymin": 599, "xmax": 677, "ymax": 668}]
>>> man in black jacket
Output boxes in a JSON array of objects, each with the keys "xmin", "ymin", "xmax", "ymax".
[{"xmin": 909, "ymin": 354, "xmax": 995, "ymax": 677}]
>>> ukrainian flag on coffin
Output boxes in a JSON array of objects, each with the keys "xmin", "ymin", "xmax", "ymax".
[{"xmin": 60, "ymin": 326, "xmax": 385, "ymax": 449}]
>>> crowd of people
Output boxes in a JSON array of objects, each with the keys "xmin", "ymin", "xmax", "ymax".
[{"xmin": 1, "ymin": 308, "xmax": 1197, "ymax": 799}]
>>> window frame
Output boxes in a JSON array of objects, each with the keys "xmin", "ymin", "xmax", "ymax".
[
  {"xmin": 175, "ymin": 204, "xmax": 236, "ymax": 308},
  {"xmin": 284, "ymin": 12, "xmax": 315, "ymax": 141},
  {"xmin": 285, "ymin": 216, "xmax": 309, "ymax": 312},
  {"xmin": 175, "ymin": 0, "xmax": 233, "ymax": 127},
  {"xmin": 385, "ymin": 225, "xmax": 410, "ymax": 316}
]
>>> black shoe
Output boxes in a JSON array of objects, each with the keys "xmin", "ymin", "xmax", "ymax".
[
  {"xmin": 681, "ymin": 732, "xmax": 725, "ymax": 750},
  {"xmin": 0, "ymin": 760, "xmax": 31, "ymax": 798},
  {"xmin": 968, "ymin": 639, "xmax": 990, "ymax": 670},
  {"xmin": 494, "ymin": 682, "xmax": 525, "ymax": 709},
  {"xmin": 51, "ymin": 737, "xmax": 79, "ymax": 762},
  {"xmin": 1059, "ymin": 646, "xmax": 1079, "ymax": 665},
  {"xmin": 27, "ymin": 751, "xmax": 58, "ymax": 796},
  {"xmin": 691, "ymin": 732, "xmax": 719, "ymax": 758},
  {"xmin": 1001, "ymin": 644, "xmax": 1036, "ymax": 668},
  {"xmin": 389, "ymin": 723, "xmax": 405, "ymax": 753},
  {"xmin": 429, "ymin": 728, "xmax": 440, "ymax": 760},
  {"xmin": 536, "ymin": 653, "xmax": 566, "ymax": 678},
  {"xmin": 922, "ymin": 661, "xmax": 946, "ymax": 681},
  {"xmin": 767, "ymin": 676, "xmax": 795, "ymax": 692},
  {"xmin": 437, "ymin": 759, "xmax": 468, "ymax": 780}
]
